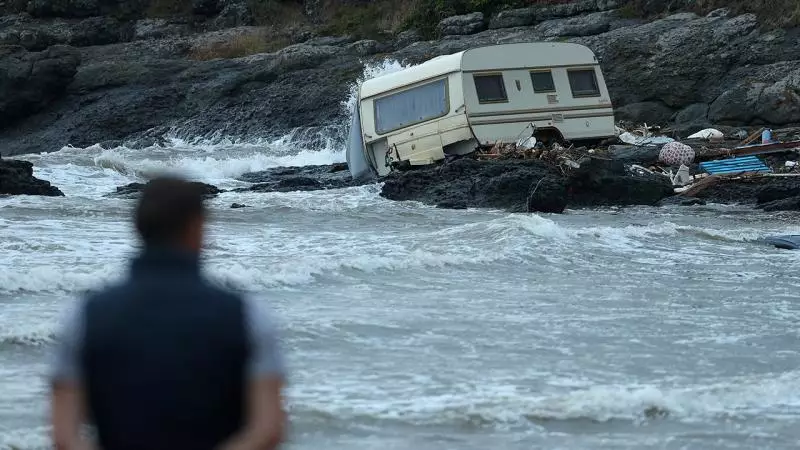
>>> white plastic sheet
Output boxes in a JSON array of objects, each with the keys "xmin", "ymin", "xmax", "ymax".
[{"xmin": 687, "ymin": 128, "xmax": 724, "ymax": 140}]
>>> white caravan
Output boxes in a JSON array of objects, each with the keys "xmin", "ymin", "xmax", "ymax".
[{"xmin": 346, "ymin": 42, "xmax": 616, "ymax": 180}]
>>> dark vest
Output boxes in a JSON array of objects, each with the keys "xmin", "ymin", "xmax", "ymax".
[{"xmin": 80, "ymin": 248, "xmax": 249, "ymax": 450}]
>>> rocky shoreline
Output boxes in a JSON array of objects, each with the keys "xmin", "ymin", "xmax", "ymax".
[
  {"xmin": 7, "ymin": 142, "xmax": 800, "ymax": 214},
  {"xmin": 2, "ymin": 2, "xmax": 799, "ymax": 157},
  {"xmin": 0, "ymin": 157, "xmax": 64, "ymax": 196}
]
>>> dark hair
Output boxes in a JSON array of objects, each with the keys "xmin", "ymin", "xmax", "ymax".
[{"xmin": 134, "ymin": 176, "xmax": 206, "ymax": 246}]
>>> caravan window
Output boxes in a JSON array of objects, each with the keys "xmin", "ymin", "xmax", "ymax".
[
  {"xmin": 374, "ymin": 78, "xmax": 449, "ymax": 135},
  {"xmin": 473, "ymin": 74, "xmax": 508, "ymax": 103},
  {"xmin": 530, "ymin": 70, "xmax": 556, "ymax": 93},
  {"xmin": 567, "ymin": 68, "xmax": 600, "ymax": 97}
]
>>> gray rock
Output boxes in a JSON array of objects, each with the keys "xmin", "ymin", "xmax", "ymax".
[
  {"xmin": 0, "ymin": 45, "xmax": 80, "ymax": 129},
  {"xmin": 27, "ymin": 0, "xmax": 99, "ymax": 18},
  {"xmin": 615, "ymin": 101, "xmax": 675, "ymax": 125},
  {"xmin": 70, "ymin": 16, "xmax": 122, "ymax": 46},
  {"xmin": 395, "ymin": 29, "xmax": 422, "ymax": 49},
  {"xmin": 709, "ymin": 63, "xmax": 800, "ymax": 125},
  {"xmin": 133, "ymin": 18, "xmax": 190, "ymax": 40},
  {"xmin": 634, "ymin": 0, "xmax": 693, "ymax": 15},
  {"xmin": 303, "ymin": 35, "xmax": 354, "ymax": 46},
  {"xmin": 596, "ymin": 0, "xmax": 624, "ymax": 10},
  {"xmin": 344, "ymin": 39, "xmax": 383, "ymax": 56},
  {"xmin": 706, "ymin": 8, "xmax": 731, "ymax": 19},
  {"xmin": 0, "ymin": 158, "xmax": 64, "ymax": 196},
  {"xmin": 112, "ymin": 181, "xmax": 222, "ymax": 199},
  {"xmin": 236, "ymin": 163, "xmax": 367, "ymax": 193},
  {"xmin": 674, "ymin": 103, "xmax": 710, "ymax": 124},
  {"xmin": 0, "ymin": 15, "xmax": 122, "ymax": 50},
  {"xmin": 537, "ymin": 0, "xmax": 598, "ymax": 21},
  {"xmin": 211, "ymin": 0, "xmax": 252, "ymax": 29},
  {"xmin": 438, "ymin": 12, "xmax": 485, "ymax": 36},
  {"xmin": 539, "ymin": 11, "xmax": 614, "ymax": 38},
  {"xmin": 380, "ymin": 156, "xmax": 673, "ymax": 213},
  {"xmin": 192, "ymin": 0, "xmax": 220, "ymax": 16},
  {"xmin": 489, "ymin": 7, "xmax": 536, "ymax": 29}
]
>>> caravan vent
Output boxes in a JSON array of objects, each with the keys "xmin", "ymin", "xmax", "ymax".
[
  {"xmin": 547, "ymin": 94, "xmax": 558, "ymax": 104},
  {"xmin": 552, "ymin": 113, "xmax": 564, "ymax": 123}
]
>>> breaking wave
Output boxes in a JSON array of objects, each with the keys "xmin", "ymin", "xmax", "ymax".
[
  {"xmin": 18, "ymin": 58, "xmax": 413, "ymax": 196},
  {"xmin": 290, "ymin": 372, "xmax": 800, "ymax": 428}
]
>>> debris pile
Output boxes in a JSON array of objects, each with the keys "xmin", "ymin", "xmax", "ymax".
[{"xmin": 470, "ymin": 122, "xmax": 800, "ymax": 207}]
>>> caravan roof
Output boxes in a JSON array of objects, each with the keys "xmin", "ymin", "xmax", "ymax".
[
  {"xmin": 359, "ymin": 52, "xmax": 464, "ymax": 99},
  {"xmin": 359, "ymin": 42, "xmax": 599, "ymax": 99}
]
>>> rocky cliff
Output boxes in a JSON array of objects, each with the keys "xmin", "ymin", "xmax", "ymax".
[{"xmin": 1, "ymin": 0, "xmax": 799, "ymax": 156}]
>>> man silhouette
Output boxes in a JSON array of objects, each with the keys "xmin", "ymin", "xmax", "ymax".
[{"xmin": 49, "ymin": 176, "xmax": 286, "ymax": 450}]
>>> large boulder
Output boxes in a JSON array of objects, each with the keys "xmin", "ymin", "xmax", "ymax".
[
  {"xmin": 380, "ymin": 157, "xmax": 675, "ymax": 212},
  {"xmin": 537, "ymin": 11, "xmax": 615, "ymax": 38},
  {"xmin": 0, "ymin": 45, "xmax": 80, "ymax": 129},
  {"xmin": 380, "ymin": 158, "xmax": 567, "ymax": 213},
  {"xmin": 489, "ymin": 7, "xmax": 537, "ymax": 29},
  {"xmin": 438, "ymin": 12, "xmax": 485, "ymax": 36},
  {"xmin": 709, "ymin": 65, "xmax": 800, "ymax": 125},
  {"xmin": 0, "ymin": 158, "xmax": 64, "ymax": 196},
  {"xmin": 566, "ymin": 157, "xmax": 675, "ymax": 207},
  {"xmin": 536, "ymin": 0, "xmax": 604, "ymax": 20}
]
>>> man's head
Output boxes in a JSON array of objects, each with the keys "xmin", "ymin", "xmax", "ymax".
[{"xmin": 134, "ymin": 176, "xmax": 207, "ymax": 252}]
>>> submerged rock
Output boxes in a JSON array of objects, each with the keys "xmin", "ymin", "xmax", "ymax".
[
  {"xmin": 236, "ymin": 163, "xmax": 371, "ymax": 193},
  {"xmin": 0, "ymin": 158, "xmax": 64, "ymax": 196},
  {"xmin": 111, "ymin": 181, "xmax": 223, "ymax": 199}
]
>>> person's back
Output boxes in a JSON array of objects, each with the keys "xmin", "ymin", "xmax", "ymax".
[{"xmin": 49, "ymin": 177, "xmax": 286, "ymax": 450}]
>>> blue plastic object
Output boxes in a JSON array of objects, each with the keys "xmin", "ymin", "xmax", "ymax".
[
  {"xmin": 762, "ymin": 128, "xmax": 773, "ymax": 144},
  {"xmin": 699, "ymin": 156, "xmax": 771, "ymax": 176}
]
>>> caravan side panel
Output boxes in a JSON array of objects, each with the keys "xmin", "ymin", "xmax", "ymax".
[{"xmin": 461, "ymin": 43, "xmax": 616, "ymax": 144}]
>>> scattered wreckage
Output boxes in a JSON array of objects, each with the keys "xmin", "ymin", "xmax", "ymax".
[{"xmin": 469, "ymin": 122, "xmax": 800, "ymax": 199}]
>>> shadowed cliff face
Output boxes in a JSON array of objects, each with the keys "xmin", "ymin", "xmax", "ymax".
[{"xmin": 0, "ymin": 0, "xmax": 799, "ymax": 156}]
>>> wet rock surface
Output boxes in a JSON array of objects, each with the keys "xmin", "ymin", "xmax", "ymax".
[
  {"xmin": 380, "ymin": 159, "xmax": 568, "ymax": 213},
  {"xmin": 111, "ymin": 180, "xmax": 223, "ymax": 198},
  {"xmin": 0, "ymin": 158, "xmax": 64, "ymax": 196},
  {"xmin": 236, "ymin": 163, "xmax": 372, "ymax": 193},
  {"xmin": 680, "ymin": 176, "xmax": 800, "ymax": 211},
  {"xmin": 379, "ymin": 157, "xmax": 674, "ymax": 213}
]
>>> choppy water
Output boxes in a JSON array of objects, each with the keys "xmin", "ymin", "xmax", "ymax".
[{"xmin": 3, "ymin": 62, "xmax": 800, "ymax": 449}]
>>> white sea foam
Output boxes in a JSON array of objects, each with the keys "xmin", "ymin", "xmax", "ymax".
[
  {"xmin": 290, "ymin": 372, "xmax": 800, "ymax": 428},
  {"xmin": 0, "ymin": 427, "xmax": 51, "ymax": 450}
]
